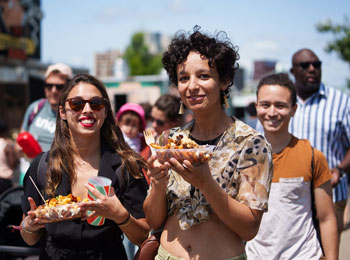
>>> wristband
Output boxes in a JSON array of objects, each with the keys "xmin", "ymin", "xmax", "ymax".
[
  {"xmin": 117, "ymin": 213, "xmax": 131, "ymax": 227},
  {"xmin": 21, "ymin": 218, "xmax": 38, "ymax": 234}
]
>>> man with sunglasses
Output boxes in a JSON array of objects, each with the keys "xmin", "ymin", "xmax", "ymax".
[
  {"xmin": 289, "ymin": 48, "xmax": 350, "ymax": 238},
  {"xmin": 20, "ymin": 63, "xmax": 73, "ymax": 152}
]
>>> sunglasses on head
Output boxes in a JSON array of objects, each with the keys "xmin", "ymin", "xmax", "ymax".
[
  {"xmin": 151, "ymin": 117, "xmax": 166, "ymax": 127},
  {"xmin": 295, "ymin": 61, "xmax": 322, "ymax": 70},
  {"xmin": 45, "ymin": 83, "xmax": 65, "ymax": 91},
  {"xmin": 65, "ymin": 97, "xmax": 107, "ymax": 112}
]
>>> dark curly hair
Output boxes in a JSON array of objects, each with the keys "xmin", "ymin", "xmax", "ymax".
[{"xmin": 162, "ymin": 26, "xmax": 239, "ymax": 104}]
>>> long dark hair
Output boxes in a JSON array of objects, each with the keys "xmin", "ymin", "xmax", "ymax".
[{"xmin": 45, "ymin": 74, "xmax": 146, "ymax": 197}]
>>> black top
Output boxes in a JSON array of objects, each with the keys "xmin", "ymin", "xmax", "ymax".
[{"xmin": 21, "ymin": 142, "xmax": 148, "ymax": 260}]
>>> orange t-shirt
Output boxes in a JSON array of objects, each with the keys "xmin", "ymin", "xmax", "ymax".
[{"xmin": 272, "ymin": 136, "xmax": 332, "ymax": 188}]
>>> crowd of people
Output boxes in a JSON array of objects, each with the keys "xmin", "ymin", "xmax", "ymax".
[{"xmin": 0, "ymin": 26, "xmax": 349, "ymax": 260}]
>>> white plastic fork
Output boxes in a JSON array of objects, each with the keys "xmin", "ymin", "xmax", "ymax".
[
  {"xmin": 143, "ymin": 129, "xmax": 155, "ymax": 147},
  {"xmin": 143, "ymin": 129, "xmax": 157, "ymax": 156}
]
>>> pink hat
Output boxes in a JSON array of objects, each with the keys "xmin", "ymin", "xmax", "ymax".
[
  {"xmin": 116, "ymin": 103, "xmax": 146, "ymax": 131},
  {"xmin": 45, "ymin": 63, "xmax": 73, "ymax": 79}
]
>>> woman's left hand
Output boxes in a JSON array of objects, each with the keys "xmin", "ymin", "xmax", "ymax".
[
  {"xmin": 165, "ymin": 158, "xmax": 212, "ymax": 189},
  {"xmin": 80, "ymin": 184, "xmax": 129, "ymax": 224}
]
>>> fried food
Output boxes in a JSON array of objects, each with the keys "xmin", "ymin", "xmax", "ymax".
[
  {"xmin": 150, "ymin": 134, "xmax": 199, "ymax": 149},
  {"xmin": 150, "ymin": 134, "xmax": 214, "ymax": 164},
  {"xmin": 33, "ymin": 194, "xmax": 89, "ymax": 223}
]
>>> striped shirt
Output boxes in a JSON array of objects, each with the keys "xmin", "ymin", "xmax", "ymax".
[
  {"xmin": 256, "ymin": 83, "xmax": 350, "ymax": 201},
  {"xmin": 289, "ymin": 83, "xmax": 350, "ymax": 202}
]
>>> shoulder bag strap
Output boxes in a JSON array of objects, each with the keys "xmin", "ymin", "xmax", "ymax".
[
  {"xmin": 28, "ymin": 98, "xmax": 47, "ymax": 128},
  {"xmin": 310, "ymin": 146, "xmax": 325, "ymax": 255}
]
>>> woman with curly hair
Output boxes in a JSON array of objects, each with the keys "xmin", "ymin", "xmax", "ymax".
[
  {"xmin": 143, "ymin": 27, "xmax": 273, "ymax": 260},
  {"xmin": 20, "ymin": 74, "xmax": 150, "ymax": 259}
]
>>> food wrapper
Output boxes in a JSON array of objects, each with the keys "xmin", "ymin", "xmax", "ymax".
[
  {"xmin": 87, "ymin": 176, "xmax": 112, "ymax": 226},
  {"xmin": 152, "ymin": 145, "xmax": 215, "ymax": 165},
  {"xmin": 32, "ymin": 194, "xmax": 89, "ymax": 224}
]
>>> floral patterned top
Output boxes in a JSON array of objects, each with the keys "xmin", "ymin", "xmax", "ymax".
[{"xmin": 166, "ymin": 117, "xmax": 273, "ymax": 230}]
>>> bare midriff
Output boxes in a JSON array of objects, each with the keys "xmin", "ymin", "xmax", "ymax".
[{"xmin": 161, "ymin": 213, "xmax": 245, "ymax": 260}]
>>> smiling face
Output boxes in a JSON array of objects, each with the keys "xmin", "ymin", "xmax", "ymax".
[
  {"xmin": 176, "ymin": 51, "xmax": 228, "ymax": 116},
  {"xmin": 256, "ymin": 84, "xmax": 297, "ymax": 135},
  {"xmin": 59, "ymin": 82, "xmax": 107, "ymax": 139}
]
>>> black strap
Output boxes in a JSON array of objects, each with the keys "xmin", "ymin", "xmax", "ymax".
[
  {"xmin": 28, "ymin": 98, "xmax": 47, "ymax": 128},
  {"xmin": 310, "ymin": 147, "xmax": 325, "ymax": 255}
]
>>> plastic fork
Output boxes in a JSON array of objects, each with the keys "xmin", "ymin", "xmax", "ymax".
[{"xmin": 143, "ymin": 129, "xmax": 155, "ymax": 147}]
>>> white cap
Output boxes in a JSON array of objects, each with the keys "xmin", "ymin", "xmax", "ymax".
[{"xmin": 45, "ymin": 63, "xmax": 73, "ymax": 79}]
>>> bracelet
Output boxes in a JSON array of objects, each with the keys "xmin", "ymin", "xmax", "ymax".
[
  {"xmin": 117, "ymin": 213, "xmax": 131, "ymax": 227},
  {"xmin": 21, "ymin": 218, "xmax": 38, "ymax": 234}
]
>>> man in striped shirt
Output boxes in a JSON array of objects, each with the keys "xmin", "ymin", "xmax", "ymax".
[{"xmin": 289, "ymin": 48, "xmax": 350, "ymax": 236}]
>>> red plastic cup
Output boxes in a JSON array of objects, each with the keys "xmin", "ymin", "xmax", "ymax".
[{"xmin": 17, "ymin": 131, "xmax": 43, "ymax": 158}]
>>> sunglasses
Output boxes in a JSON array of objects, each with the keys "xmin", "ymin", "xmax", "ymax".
[
  {"xmin": 45, "ymin": 83, "xmax": 65, "ymax": 91},
  {"xmin": 295, "ymin": 61, "xmax": 322, "ymax": 70},
  {"xmin": 151, "ymin": 117, "xmax": 166, "ymax": 127},
  {"xmin": 65, "ymin": 97, "xmax": 107, "ymax": 112}
]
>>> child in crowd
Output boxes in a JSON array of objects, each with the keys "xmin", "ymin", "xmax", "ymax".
[
  {"xmin": 115, "ymin": 103, "xmax": 147, "ymax": 260},
  {"xmin": 116, "ymin": 103, "xmax": 146, "ymax": 153}
]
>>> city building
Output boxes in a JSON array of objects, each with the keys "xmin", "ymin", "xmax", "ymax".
[
  {"xmin": 94, "ymin": 50, "xmax": 123, "ymax": 78},
  {"xmin": 253, "ymin": 60, "xmax": 277, "ymax": 81},
  {"xmin": 143, "ymin": 32, "xmax": 171, "ymax": 55}
]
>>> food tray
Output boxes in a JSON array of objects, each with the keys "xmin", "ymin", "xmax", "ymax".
[
  {"xmin": 152, "ymin": 145, "xmax": 215, "ymax": 165},
  {"xmin": 33, "ymin": 203, "xmax": 88, "ymax": 224}
]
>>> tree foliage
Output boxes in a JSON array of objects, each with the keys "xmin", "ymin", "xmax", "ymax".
[
  {"xmin": 124, "ymin": 32, "xmax": 163, "ymax": 76},
  {"xmin": 317, "ymin": 16, "xmax": 350, "ymax": 88}
]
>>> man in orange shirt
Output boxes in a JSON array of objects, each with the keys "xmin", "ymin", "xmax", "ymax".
[{"xmin": 246, "ymin": 73, "xmax": 338, "ymax": 260}]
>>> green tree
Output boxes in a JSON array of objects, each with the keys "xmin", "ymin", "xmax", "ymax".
[
  {"xmin": 124, "ymin": 32, "xmax": 163, "ymax": 76},
  {"xmin": 316, "ymin": 16, "xmax": 350, "ymax": 88}
]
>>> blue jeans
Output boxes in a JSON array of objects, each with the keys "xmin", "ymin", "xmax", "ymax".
[{"xmin": 123, "ymin": 236, "xmax": 136, "ymax": 260}]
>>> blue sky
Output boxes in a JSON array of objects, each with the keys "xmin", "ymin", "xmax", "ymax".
[{"xmin": 41, "ymin": 0, "xmax": 349, "ymax": 90}]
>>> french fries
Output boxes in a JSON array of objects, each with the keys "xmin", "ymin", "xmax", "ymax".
[
  {"xmin": 150, "ymin": 134, "xmax": 213, "ymax": 165},
  {"xmin": 33, "ymin": 194, "xmax": 89, "ymax": 223}
]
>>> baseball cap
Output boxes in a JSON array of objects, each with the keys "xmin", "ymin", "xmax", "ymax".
[
  {"xmin": 45, "ymin": 63, "xmax": 73, "ymax": 79},
  {"xmin": 116, "ymin": 103, "xmax": 146, "ymax": 131}
]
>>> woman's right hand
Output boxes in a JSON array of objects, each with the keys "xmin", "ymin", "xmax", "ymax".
[
  {"xmin": 24, "ymin": 197, "xmax": 45, "ymax": 232},
  {"xmin": 147, "ymin": 155, "xmax": 169, "ymax": 190}
]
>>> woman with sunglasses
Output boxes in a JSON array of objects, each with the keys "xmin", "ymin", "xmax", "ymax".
[
  {"xmin": 20, "ymin": 74, "xmax": 150, "ymax": 260},
  {"xmin": 143, "ymin": 27, "xmax": 273, "ymax": 260}
]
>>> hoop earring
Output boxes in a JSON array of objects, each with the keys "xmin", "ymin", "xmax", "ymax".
[
  {"xmin": 224, "ymin": 95, "xmax": 229, "ymax": 109},
  {"xmin": 178, "ymin": 101, "xmax": 185, "ymax": 114}
]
